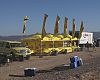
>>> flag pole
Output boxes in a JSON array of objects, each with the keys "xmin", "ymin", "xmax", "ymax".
[
  {"xmin": 22, "ymin": 16, "xmax": 29, "ymax": 34},
  {"xmin": 22, "ymin": 16, "xmax": 29, "ymax": 41},
  {"xmin": 40, "ymin": 14, "xmax": 48, "ymax": 58}
]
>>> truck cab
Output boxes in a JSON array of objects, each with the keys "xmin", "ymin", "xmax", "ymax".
[
  {"xmin": 79, "ymin": 32, "xmax": 93, "ymax": 47},
  {"xmin": 0, "ymin": 40, "xmax": 32, "ymax": 62}
]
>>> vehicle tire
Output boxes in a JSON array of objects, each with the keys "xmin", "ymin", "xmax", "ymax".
[
  {"xmin": 2, "ymin": 55, "xmax": 7, "ymax": 65},
  {"xmin": 10, "ymin": 52, "xmax": 16, "ymax": 61},
  {"xmin": 25, "ymin": 55, "xmax": 30, "ymax": 60},
  {"xmin": 19, "ymin": 55, "xmax": 24, "ymax": 61},
  {"xmin": 0, "ymin": 54, "xmax": 9, "ymax": 65},
  {"xmin": 50, "ymin": 50, "xmax": 58, "ymax": 56}
]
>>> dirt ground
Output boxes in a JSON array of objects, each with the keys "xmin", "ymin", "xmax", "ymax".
[{"xmin": 0, "ymin": 47, "xmax": 100, "ymax": 80}]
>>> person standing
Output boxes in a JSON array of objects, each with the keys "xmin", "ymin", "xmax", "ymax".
[
  {"xmin": 93, "ymin": 41, "xmax": 96, "ymax": 51},
  {"xmin": 86, "ymin": 41, "xmax": 89, "ymax": 51}
]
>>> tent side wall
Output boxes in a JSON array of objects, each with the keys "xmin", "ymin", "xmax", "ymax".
[{"xmin": 22, "ymin": 39, "xmax": 41, "ymax": 53}]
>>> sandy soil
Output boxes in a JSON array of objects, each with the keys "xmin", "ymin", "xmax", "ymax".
[{"xmin": 0, "ymin": 47, "xmax": 100, "ymax": 80}]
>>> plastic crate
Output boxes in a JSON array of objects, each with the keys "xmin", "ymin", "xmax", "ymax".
[
  {"xmin": 70, "ymin": 56, "xmax": 79, "ymax": 63},
  {"xmin": 70, "ymin": 62, "xmax": 78, "ymax": 69},
  {"xmin": 24, "ymin": 68, "xmax": 37, "ymax": 77}
]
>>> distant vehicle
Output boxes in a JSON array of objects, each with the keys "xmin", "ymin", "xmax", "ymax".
[
  {"xmin": 96, "ymin": 38, "xmax": 100, "ymax": 47},
  {"xmin": 0, "ymin": 40, "xmax": 32, "ymax": 62},
  {"xmin": 79, "ymin": 32, "xmax": 93, "ymax": 47}
]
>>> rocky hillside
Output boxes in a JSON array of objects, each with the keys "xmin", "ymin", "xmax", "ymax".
[{"xmin": 0, "ymin": 35, "xmax": 30, "ymax": 41}]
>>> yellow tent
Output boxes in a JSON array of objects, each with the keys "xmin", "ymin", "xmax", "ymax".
[
  {"xmin": 31, "ymin": 34, "xmax": 42, "ymax": 39},
  {"xmin": 43, "ymin": 37, "xmax": 52, "ymax": 41},
  {"xmin": 46, "ymin": 34, "xmax": 54, "ymax": 38},
  {"xmin": 52, "ymin": 36, "xmax": 61, "ymax": 41},
  {"xmin": 57, "ymin": 34, "xmax": 64, "ymax": 39},
  {"xmin": 63, "ymin": 37, "xmax": 70, "ymax": 41},
  {"xmin": 71, "ymin": 37, "xmax": 78, "ymax": 40},
  {"xmin": 71, "ymin": 37, "xmax": 78, "ymax": 51},
  {"xmin": 67, "ymin": 34, "xmax": 72, "ymax": 39}
]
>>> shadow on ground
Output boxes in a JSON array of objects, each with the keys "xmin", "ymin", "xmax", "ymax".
[
  {"xmin": 9, "ymin": 64, "xmax": 71, "ymax": 77},
  {"xmin": 37, "ymin": 64, "xmax": 70, "ymax": 73},
  {"xmin": 9, "ymin": 74, "xmax": 25, "ymax": 77}
]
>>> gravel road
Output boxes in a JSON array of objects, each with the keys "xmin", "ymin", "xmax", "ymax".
[{"xmin": 0, "ymin": 47, "xmax": 100, "ymax": 80}]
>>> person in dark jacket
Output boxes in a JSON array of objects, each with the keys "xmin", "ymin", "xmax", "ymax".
[{"xmin": 86, "ymin": 41, "xmax": 89, "ymax": 51}]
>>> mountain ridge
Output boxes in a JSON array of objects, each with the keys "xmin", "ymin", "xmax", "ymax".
[{"xmin": 0, "ymin": 32, "xmax": 100, "ymax": 41}]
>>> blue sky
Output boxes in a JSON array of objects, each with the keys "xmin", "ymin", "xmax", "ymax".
[{"xmin": 0, "ymin": 0, "xmax": 100, "ymax": 36}]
